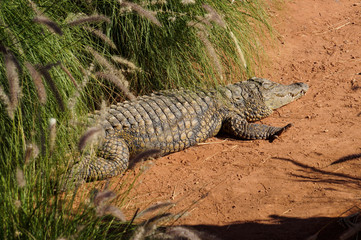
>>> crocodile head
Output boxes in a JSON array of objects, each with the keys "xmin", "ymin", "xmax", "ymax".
[{"xmin": 249, "ymin": 77, "xmax": 309, "ymax": 110}]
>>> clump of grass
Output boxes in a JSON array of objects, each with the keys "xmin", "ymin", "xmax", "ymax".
[
  {"xmin": 0, "ymin": 0, "xmax": 127, "ymax": 238},
  {"xmin": 95, "ymin": 0, "xmax": 273, "ymax": 93},
  {"xmin": 0, "ymin": 0, "xmax": 276, "ymax": 239}
]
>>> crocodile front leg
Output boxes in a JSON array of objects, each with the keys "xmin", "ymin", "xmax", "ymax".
[
  {"xmin": 222, "ymin": 114, "xmax": 292, "ymax": 142},
  {"xmin": 70, "ymin": 132, "xmax": 130, "ymax": 181}
]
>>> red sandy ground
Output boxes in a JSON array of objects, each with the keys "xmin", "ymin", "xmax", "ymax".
[{"xmin": 83, "ymin": 1, "xmax": 361, "ymax": 239}]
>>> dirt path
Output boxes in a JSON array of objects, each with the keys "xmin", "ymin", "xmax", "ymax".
[{"xmin": 94, "ymin": 1, "xmax": 361, "ymax": 239}]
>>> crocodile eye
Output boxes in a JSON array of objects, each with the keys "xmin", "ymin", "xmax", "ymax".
[{"xmin": 262, "ymin": 82, "xmax": 273, "ymax": 89}]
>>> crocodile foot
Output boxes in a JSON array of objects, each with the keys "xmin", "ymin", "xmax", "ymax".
[{"xmin": 269, "ymin": 123, "xmax": 293, "ymax": 143}]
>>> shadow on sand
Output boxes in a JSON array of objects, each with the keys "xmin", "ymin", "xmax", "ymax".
[
  {"xmin": 186, "ymin": 212, "xmax": 361, "ymax": 240},
  {"xmin": 183, "ymin": 155, "xmax": 361, "ymax": 240}
]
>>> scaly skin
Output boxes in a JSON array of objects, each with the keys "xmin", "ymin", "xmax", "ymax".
[{"xmin": 70, "ymin": 77, "xmax": 308, "ymax": 181}]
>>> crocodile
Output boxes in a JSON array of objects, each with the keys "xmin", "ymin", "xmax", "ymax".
[{"xmin": 69, "ymin": 77, "xmax": 308, "ymax": 181}]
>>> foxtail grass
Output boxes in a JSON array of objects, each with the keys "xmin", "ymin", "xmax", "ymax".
[
  {"xmin": 0, "ymin": 0, "xmax": 276, "ymax": 239},
  {"xmin": 67, "ymin": 14, "xmax": 111, "ymax": 26}
]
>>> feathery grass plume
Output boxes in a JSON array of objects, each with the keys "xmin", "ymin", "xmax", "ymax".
[
  {"xmin": 2, "ymin": 22, "xmax": 24, "ymax": 55},
  {"xmin": 120, "ymin": 1, "xmax": 162, "ymax": 27},
  {"xmin": 93, "ymin": 189, "xmax": 116, "ymax": 207},
  {"xmin": 24, "ymin": 143, "xmax": 39, "ymax": 164},
  {"xmin": 60, "ymin": 63, "xmax": 78, "ymax": 88},
  {"xmin": 339, "ymin": 221, "xmax": 361, "ymax": 240},
  {"xmin": 181, "ymin": 0, "xmax": 195, "ymax": 5},
  {"xmin": 27, "ymin": 0, "xmax": 42, "ymax": 15},
  {"xmin": 150, "ymin": 0, "xmax": 167, "ymax": 4},
  {"xmin": 86, "ymin": 46, "xmax": 115, "ymax": 72},
  {"xmin": 86, "ymin": 49, "xmax": 131, "ymax": 95},
  {"xmin": 38, "ymin": 65, "xmax": 65, "ymax": 111},
  {"xmin": 166, "ymin": 226, "xmax": 201, "ymax": 240},
  {"xmin": 67, "ymin": 91, "xmax": 80, "ymax": 123},
  {"xmin": 83, "ymin": 26, "xmax": 117, "ymax": 50},
  {"xmin": 33, "ymin": 16, "xmax": 63, "ymax": 35},
  {"xmin": 131, "ymin": 213, "xmax": 172, "ymax": 240},
  {"xmin": 78, "ymin": 127, "xmax": 103, "ymax": 152},
  {"xmin": 79, "ymin": 63, "xmax": 94, "ymax": 89},
  {"xmin": 49, "ymin": 118, "xmax": 56, "ymax": 153},
  {"xmin": 4, "ymin": 51, "xmax": 21, "ymax": 113},
  {"xmin": 0, "ymin": 86, "xmax": 12, "ymax": 118},
  {"xmin": 196, "ymin": 29, "xmax": 223, "ymax": 81},
  {"xmin": 229, "ymin": 31, "xmax": 247, "ymax": 69},
  {"xmin": 202, "ymin": 4, "xmax": 226, "ymax": 29},
  {"xmin": 128, "ymin": 149, "xmax": 161, "ymax": 169},
  {"xmin": 111, "ymin": 55, "xmax": 142, "ymax": 72},
  {"xmin": 16, "ymin": 167, "xmax": 26, "ymax": 188},
  {"xmin": 96, "ymin": 205, "xmax": 126, "ymax": 221},
  {"xmin": 14, "ymin": 200, "xmax": 21, "ymax": 209},
  {"xmin": 130, "ymin": 225, "xmax": 146, "ymax": 240},
  {"xmin": 67, "ymin": 14, "xmax": 111, "ymax": 26},
  {"xmin": 25, "ymin": 62, "xmax": 47, "ymax": 104},
  {"xmin": 95, "ymin": 71, "xmax": 136, "ymax": 100},
  {"xmin": 143, "ymin": 213, "xmax": 173, "ymax": 236},
  {"xmin": 136, "ymin": 202, "xmax": 174, "ymax": 219}
]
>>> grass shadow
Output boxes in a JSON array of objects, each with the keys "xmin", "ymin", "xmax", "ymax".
[
  {"xmin": 272, "ymin": 157, "xmax": 361, "ymax": 188},
  {"xmin": 331, "ymin": 153, "xmax": 361, "ymax": 165},
  {"xmin": 186, "ymin": 212, "xmax": 361, "ymax": 240}
]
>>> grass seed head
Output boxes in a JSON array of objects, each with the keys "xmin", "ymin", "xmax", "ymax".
[
  {"xmin": 16, "ymin": 167, "xmax": 26, "ymax": 188},
  {"xmin": 38, "ymin": 65, "xmax": 65, "ymax": 111},
  {"xmin": 86, "ymin": 46, "xmax": 115, "ymax": 72},
  {"xmin": 60, "ymin": 64, "xmax": 78, "ymax": 88},
  {"xmin": 202, "ymin": 4, "xmax": 226, "ymax": 29},
  {"xmin": 93, "ymin": 189, "xmax": 116, "ymax": 207},
  {"xmin": 111, "ymin": 55, "xmax": 142, "ymax": 72},
  {"xmin": 67, "ymin": 14, "xmax": 111, "ymax": 26},
  {"xmin": 95, "ymin": 71, "xmax": 135, "ymax": 100},
  {"xmin": 49, "ymin": 118, "xmax": 57, "ymax": 152},
  {"xmin": 166, "ymin": 226, "xmax": 201, "ymax": 240},
  {"xmin": 33, "ymin": 16, "xmax": 63, "ymax": 35},
  {"xmin": 196, "ymin": 30, "xmax": 223, "ymax": 81},
  {"xmin": 121, "ymin": 2, "xmax": 162, "ymax": 27},
  {"xmin": 181, "ymin": 0, "xmax": 195, "ymax": 5},
  {"xmin": 78, "ymin": 127, "xmax": 103, "ymax": 152},
  {"xmin": 96, "ymin": 205, "xmax": 126, "ymax": 221},
  {"xmin": 229, "ymin": 31, "xmax": 247, "ymax": 69},
  {"xmin": 25, "ymin": 62, "xmax": 47, "ymax": 104},
  {"xmin": 0, "ymin": 85, "xmax": 12, "ymax": 118},
  {"xmin": 24, "ymin": 143, "xmax": 39, "ymax": 164},
  {"xmin": 130, "ymin": 225, "xmax": 146, "ymax": 240},
  {"xmin": 136, "ymin": 201, "xmax": 174, "ymax": 219},
  {"xmin": 83, "ymin": 26, "xmax": 117, "ymax": 50},
  {"xmin": 4, "ymin": 51, "xmax": 21, "ymax": 113}
]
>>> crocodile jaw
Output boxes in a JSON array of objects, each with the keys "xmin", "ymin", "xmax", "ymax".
[{"xmin": 250, "ymin": 77, "xmax": 309, "ymax": 110}]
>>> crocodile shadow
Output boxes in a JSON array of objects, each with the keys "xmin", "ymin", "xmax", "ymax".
[{"xmin": 186, "ymin": 214, "xmax": 359, "ymax": 240}]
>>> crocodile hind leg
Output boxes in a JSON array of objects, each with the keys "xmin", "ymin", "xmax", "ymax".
[
  {"xmin": 222, "ymin": 114, "xmax": 292, "ymax": 142},
  {"xmin": 70, "ymin": 132, "xmax": 129, "ymax": 182}
]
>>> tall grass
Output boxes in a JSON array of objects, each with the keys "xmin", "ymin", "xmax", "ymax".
[
  {"xmin": 92, "ymin": 0, "xmax": 272, "ymax": 93},
  {"xmin": 0, "ymin": 0, "xmax": 275, "ymax": 239}
]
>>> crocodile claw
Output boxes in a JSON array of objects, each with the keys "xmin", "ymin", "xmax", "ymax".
[{"xmin": 269, "ymin": 123, "xmax": 293, "ymax": 143}]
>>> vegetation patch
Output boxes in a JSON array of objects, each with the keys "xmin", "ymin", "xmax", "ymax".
[{"xmin": 0, "ymin": 0, "xmax": 274, "ymax": 238}]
